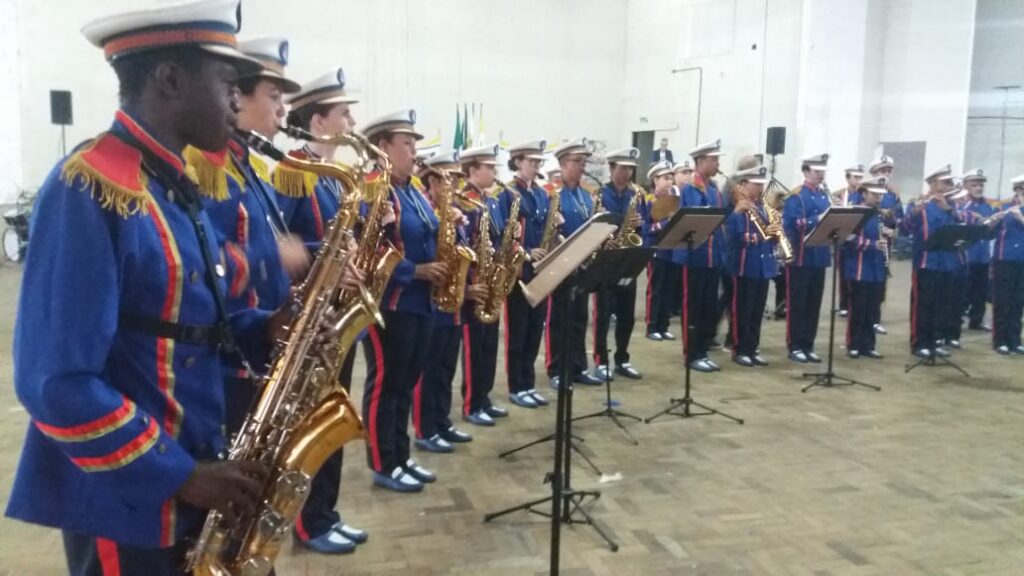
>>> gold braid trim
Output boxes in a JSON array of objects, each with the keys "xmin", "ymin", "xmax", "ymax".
[
  {"xmin": 60, "ymin": 152, "xmax": 149, "ymax": 218},
  {"xmin": 183, "ymin": 146, "xmax": 244, "ymax": 202},
  {"xmin": 271, "ymin": 162, "xmax": 318, "ymax": 198},
  {"xmin": 248, "ymin": 154, "xmax": 272, "ymax": 183}
]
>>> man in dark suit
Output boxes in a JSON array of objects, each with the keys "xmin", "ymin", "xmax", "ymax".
[{"xmin": 651, "ymin": 137, "xmax": 674, "ymax": 164}]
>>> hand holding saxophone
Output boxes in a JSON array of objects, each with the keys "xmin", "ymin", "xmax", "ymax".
[
  {"xmin": 277, "ymin": 233, "xmax": 312, "ymax": 281},
  {"xmin": 416, "ymin": 261, "xmax": 451, "ymax": 283},
  {"xmin": 176, "ymin": 461, "xmax": 269, "ymax": 525}
]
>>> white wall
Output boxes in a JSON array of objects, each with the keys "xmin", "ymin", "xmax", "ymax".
[
  {"xmin": 0, "ymin": 0, "xmax": 23, "ymax": 201},
  {"xmin": 876, "ymin": 0, "xmax": 977, "ymax": 180},
  {"xmin": 622, "ymin": 0, "xmax": 805, "ymax": 184},
  {"xmin": 965, "ymin": 0, "xmax": 1024, "ymax": 199},
  {"xmin": 11, "ymin": 0, "xmax": 629, "ymax": 202}
]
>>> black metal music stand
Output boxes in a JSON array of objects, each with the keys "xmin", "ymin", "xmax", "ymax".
[
  {"xmin": 644, "ymin": 208, "xmax": 744, "ymax": 425},
  {"xmin": 484, "ymin": 214, "xmax": 620, "ymax": 575},
  {"xmin": 800, "ymin": 206, "xmax": 881, "ymax": 392},
  {"xmin": 904, "ymin": 223, "xmax": 989, "ymax": 377},
  {"xmin": 572, "ymin": 246, "xmax": 654, "ymax": 445}
]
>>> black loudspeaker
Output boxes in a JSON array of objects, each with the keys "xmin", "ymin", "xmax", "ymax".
[
  {"xmin": 766, "ymin": 126, "xmax": 786, "ymax": 156},
  {"xmin": 50, "ymin": 90, "xmax": 73, "ymax": 126}
]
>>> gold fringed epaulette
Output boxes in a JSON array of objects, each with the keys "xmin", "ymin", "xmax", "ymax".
[
  {"xmin": 59, "ymin": 133, "xmax": 150, "ymax": 218},
  {"xmin": 248, "ymin": 154, "xmax": 271, "ymax": 183},
  {"xmin": 183, "ymin": 146, "xmax": 243, "ymax": 202},
  {"xmin": 271, "ymin": 160, "xmax": 318, "ymax": 198},
  {"xmin": 787, "ymin": 185, "xmax": 803, "ymax": 196},
  {"xmin": 411, "ymin": 174, "xmax": 424, "ymax": 190}
]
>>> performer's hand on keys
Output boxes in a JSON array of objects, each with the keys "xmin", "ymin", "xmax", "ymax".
[
  {"xmin": 414, "ymin": 262, "xmax": 450, "ymax": 284},
  {"xmin": 340, "ymin": 259, "xmax": 367, "ymax": 291},
  {"xmin": 734, "ymin": 198, "xmax": 755, "ymax": 213},
  {"xmin": 176, "ymin": 461, "xmax": 269, "ymax": 524},
  {"xmin": 382, "ymin": 202, "xmax": 397, "ymax": 226},
  {"xmin": 467, "ymin": 283, "xmax": 489, "ymax": 302},
  {"xmin": 530, "ymin": 248, "xmax": 548, "ymax": 261},
  {"xmin": 766, "ymin": 222, "xmax": 782, "ymax": 236},
  {"xmin": 277, "ymin": 234, "xmax": 311, "ymax": 281}
]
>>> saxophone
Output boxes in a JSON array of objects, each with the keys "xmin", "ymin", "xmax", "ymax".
[
  {"xmin": 432, "ymin": 171, "xmax": 477, "ymax": 313},
  {"xmin": 276, "ymin": 124, "xmax": 404, "ymax": 307},
  {"xmin": 761, "ymin": 184, "xmax": 794, "ymax": 264},
  {"xmin": 475, "ymin": 183, "xmax": 529, "ymax": 323},
  {"xmin": 187, "ymin": 131, "xmax": 379, "ymax": 576},
  {"xmin": 607, "ymin": 184, "xmax": 644, "ymax": 248},
  {"xmin": 540, "ymin": 185, "xmax": 562, "ymax": 252}
]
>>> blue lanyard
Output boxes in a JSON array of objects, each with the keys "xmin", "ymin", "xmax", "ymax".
[{"xmin": 397, "ymin": 184, "xmax": 436, "ymax": 235}]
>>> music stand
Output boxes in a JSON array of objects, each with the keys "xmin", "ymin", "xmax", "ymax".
[
  {"xmin": 644, "ymin": 208, "xmax": 744, "ymax": 425},
  {"xmin": 572, "ymin": 246, "xmax": 655, "ymax": 445},
  {"xmin": 485, "ymin": 214, "xmax": 620, "ymax": 575},
  {"xmin": 904, "ymin": 223, "xmax": 989, "ymax": 377},
  {"xmin": 800, "ymin": 206, "xmax": 881, "ymax": 392}
]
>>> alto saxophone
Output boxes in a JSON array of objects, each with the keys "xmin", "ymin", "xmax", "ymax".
[
  {"xmin": 540, "ymin": 184, "xmax": 562, "ymax": 252},
  {"xmin": 432, "ymin": 171, "xmax": 477, "ymax": 313},
  {"xmin": 760, "ymin": 186, "xmax": 794, "ymax": 264},
  {"xmin": 475, "ymin": 183, "xmax": 529, "ymax": 323},
  {"xmin": 607, "ymin": 184, "xmax": 644, "ymax": 248},
  {"xmin": 188, "ymin": 131, "xmax": 380, "ymax": 576}
]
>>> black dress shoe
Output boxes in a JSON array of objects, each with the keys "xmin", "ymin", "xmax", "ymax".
[
  {"xmin": 573, "ymin": 371, "xmax": 603, "ymax": 386},
  {"xmin": 485, "ymin": 405, "xmax": 509, "ymax": 418},
  {"xmin": 614, "ymin": 363, "xmax": 642, "ymax": 379},
  {"xmin": 439, "ymin": 426, "xmax": 473, "ymax": 443}
]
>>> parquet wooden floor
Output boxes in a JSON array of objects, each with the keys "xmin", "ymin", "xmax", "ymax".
[{"xmin": 1, "ymin": 259, "xmax": 1022, "ymax": 575}]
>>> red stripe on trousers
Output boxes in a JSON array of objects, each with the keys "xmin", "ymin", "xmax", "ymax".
[
  {"xmin": 462, "ymin": 325, "xmax": 474, "ymax": 415},
  {"xmin": 367, "ymin": 326, "xmax": 386, "ymax": 472},
  {"xmin": 96, "ymin": 538, "xmax": 121, "ymax": 576},
  {"xmin": 731, "ymin": 276, "xmax": 740, "ymax": 353},
  {"xmin": 412, "ymin": 376, "xmax": 423, "ymax": 438},
  {"xmin": 294, "ymin": 515, "xmax": 311, "ymax": 541}
]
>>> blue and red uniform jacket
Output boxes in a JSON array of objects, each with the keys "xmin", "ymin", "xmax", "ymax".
[
  {"xmin": 461, "ymin": 183, "xmax": 508, "ymax": 324},
  {"xmin": 994, "ymin": 199, "xmax": 1024, "ymax": 262},
  {"xmin": 382, "ymin": 177, "xmax": 439, "ymax": 316},
  {"xmin": 724, "ymin": 207, "xmax": 778, "ymax": 279},
  {"xmin": 273, "ymin": 146, "xmax": 344, "ymax": 254},
  {"xmin": 841, "ymin": 213, "xmax": 886, "ymax": 283},
  {"xmin": 679, "ymin": 174, "xmax": 726, "ymax": 268},
  {"xmin": 642, "ymin": 191, "xmax": 677, "ymax": 263},
  {"xmin": 6, "ymin": 110, "xmax": 269, "ymax": 549},
  {"xmin": 959, "ymin": 198, "xmax": 995, "ymax": 265},
  {"xmin": 783, "ymin": 182, "xmax": 832, "ymax": 268},
  {"xmin": 559, "ymin": 183, "xmax": 594, "ymax": 237},
  {"xmin": 902, "ymin": 199, "xmax": 963, "ymax": 272},
  {"xmin": 502, "ymin": 177, "xmax": 550, "ymax": 282}
]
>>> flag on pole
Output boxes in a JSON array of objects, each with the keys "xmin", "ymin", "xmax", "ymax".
[
  {"xmin": 477, "ymin": 103, "xmax": 486, "ymax": 145},
  {"xmin": 453, "ymin": 104, "xmax": 463, "ymax": 150},
  {"xmin": 461, "ymin": 103, "xmax": 470, "ymax": 148}
]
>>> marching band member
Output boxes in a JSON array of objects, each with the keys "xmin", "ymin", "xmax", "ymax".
[
  {"xmin": 361, "ymin": 110, "xmax": 445, "ymax": 493},
  {"xmin": 944, "ymin": 181, "xmax": 970, "ymax": 349},
  {"xmin": 502, "ymin": 140, "xmax": 554, "ymax": 409},
  {"xmin": 867, "ymin": 154, "xmax": 904, "ymax": 335},
  {"xmin": 991, "ymin": 175, "xmax": 1024, "ymax": 355},
  {"xmin": 546, "ymin": 138, "xmax": 604, "ymax": 388},
  {"xmin": 769, "ymin": 187, "xmax": 789, "ymax": 320},
  {"xmin": 903, "ymin": 165, "xmax": 962, "ymax": 359},
  {"xmin": 672, "ymin": 159, "xmax": 694, "ymax": 190},
  {"xmin": 835, "ymin": 163, "xmax": 865, "ymax": 317},
  {"xmin": 644, "ymin": 161, "xmax": 678, "ymax": 340},
  {"xmin": 680, "ymin": 139, "xmax": 728, "ymax": 373},
  {"xmin": 268, "ymin": 66, "xmax": 370, "ymax": 553},
  {"xmin": 458, "ymin": 144, "xmax": 512, "ymax": 424},
  {"xmin": 783, "ymin": 153, "xmax": 832, "ymax": 364},
  {"xmin": 843, "ymin": 176, "xmax": 890, "ymax": 359},
  {"xmin": 413, "ymin": 150, "xmax": 477, "ymax": 451},
  {"xmin": 724, "ymin": 166, "xmax": 777, "ymax": 367},
  {"xmin": 719, "ymin": 155, "xmax": 759, "ymax": 347},
  {"xmin": 959, "ymin": 169, "xmax": 995, "ymax": 332},
  {"xmin": 6, "ymin": 2, "xmax": 280, "ymax": 571},
  {"xmin": 591, "ymin": 147, "xmax": 645, "ymax": 380}
]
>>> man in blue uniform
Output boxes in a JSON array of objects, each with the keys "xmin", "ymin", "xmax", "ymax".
[
  {"xmin": 361, "ymin": 110, "xmax": 448, "ymax": 493},
  {"xmin": 834, "ymin": 163, "xmax": 865, "ymax": 317},
  {"xmin": 680, "ymin": 139, "xmax": 728, "ymax": 373},
  {"xmin": 867, "ymin": 154, "xmax": 904, "ymax": 336},
  {"xmin": 723, "ymin": 166, "xmax": 778, "ymax": 367},
  {"xmin": 546, "ymin": 138, "xmax": 604, "ymax": 389},
  {"xmin": 502, "ymin": 140, "xmax": 554, "ymax": 409},
  {"xmin": 591, "ymin": 147, "xmax": 645, "ymax": 381},
  {"xmin": 902, "ymin": 165, "xmax": 963, "ymax": 358},
  {"xmin": 991, "ymin": 175, "xmax": 1024, "ymax": 355},
  {"xmin": 958, "ymin": 169, "xmax": 995, "ymax": 332},
  {"xmin": 783, "ymin": 153, "xmax": 832, "ymax": 363},
  {"xmin": 5, "ymin": 1, "xmax": 282, "ymax": 573},
  {"xmin": 843, "ymin": 177, "xmax": 890, "ymax": 359}
]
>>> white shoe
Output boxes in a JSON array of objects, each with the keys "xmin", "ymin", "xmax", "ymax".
[
  {"xmin": 874, "ymin": 324, "xmax": 888, "ymax": 335},
  {"xmin": 591, "ymin": 365, "xmax": 612, "ymax": 380},
  {"xmin": 995, "ymin": 345, "xmax": 1010, "ymax": 355}
]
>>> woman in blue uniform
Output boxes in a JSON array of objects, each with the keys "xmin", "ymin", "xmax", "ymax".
[
  {"xmin": 843, "ymin": 177, "xmax": 890, "ymax": 359},
  {"xmin": 991, "ymin": 176, "xmax": 1024, "ymax": 355},
  {"xmin": 502, "ymin": 140, "xmax": 554, "ymax": 409},
  {"xmin": 361, "ymin": 110, "xmax": 448, "ymax": 493}
]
